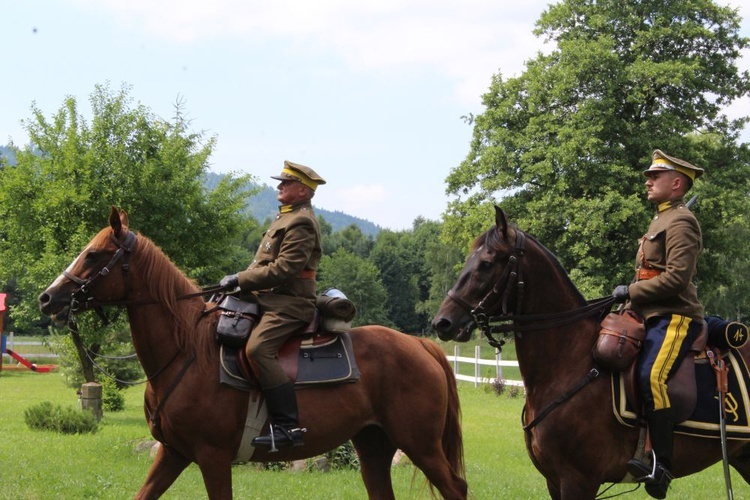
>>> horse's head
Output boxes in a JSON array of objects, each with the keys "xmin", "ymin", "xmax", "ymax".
[
  {"xmin": 432, "ymin": 206, "xmax": 524, "ymax": 342},
  {"xmin": 39, "ymin": 206, "xmax": 136, "ymax": 326}
]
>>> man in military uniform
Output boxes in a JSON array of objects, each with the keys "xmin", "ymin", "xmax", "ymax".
[
  {"xmin": 612, "ymin": 149, "xmax": 704, "ymax": 499},
  {"xmin": 221, "ymin": 160, "xmax": 325, "ymax": 450}
]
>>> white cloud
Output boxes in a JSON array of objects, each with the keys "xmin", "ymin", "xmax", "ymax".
[{"xmin": 72, "ymin": 0, "xmax": 549, "ymax": 107}]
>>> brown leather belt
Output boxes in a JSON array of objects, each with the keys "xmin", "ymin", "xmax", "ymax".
[
  {"xmin": 636, "ymin": 267, "xmax": 662, "ymax": 281},
  {"xmin": 299, "ymin": 269, "xmax": 317, "ymax": 280}
]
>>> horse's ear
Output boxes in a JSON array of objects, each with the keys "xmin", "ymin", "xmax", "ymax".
[
  {"xmin": 109, "ymin": 206, "xmax": 121, "ymax": 235},
  {"xmin": 109, "ymin": 206, "xmax": 128, "ymax": 236},
  {"xmin": 494, "ymin": 206, "xmax": 510, "ymax": 238},
  {"xmin": 119, "ymin": 209, "xmax": 129, "ymax": 229}
]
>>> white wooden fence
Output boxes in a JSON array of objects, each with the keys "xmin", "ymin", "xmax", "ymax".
[
  {"xmin": 2, "ymin": 333, "xmax": 524, "ymax": 388},
  {"xmin": 445, "ymin": 345, "xmax": 523, "ymax": 388},
  {"xmin": 1, "ymin": 332, "xmax": 58, "ymax": 360}
]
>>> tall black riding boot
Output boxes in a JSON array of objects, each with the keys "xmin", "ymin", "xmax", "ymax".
[
  {"xmin": 627, "ymin": 408, "xmax": 674, "ymax": 499},
  {"xmin": 251, "ymin": 382, "xmax": 306, "ymax": 451}
]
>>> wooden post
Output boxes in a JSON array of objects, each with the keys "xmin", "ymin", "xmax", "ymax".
[{"xmin": 80, "ymin": 382, "xmax": 103, "ymax": 421}]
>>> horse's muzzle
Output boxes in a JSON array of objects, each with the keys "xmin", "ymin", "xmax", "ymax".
[
  {"xmin": 432, "ymin": 316, "xmax": 475, "ymax": 342},
  {"xmin": 38, "ymin": 290, "xmax": 70, "ymax": 326}
]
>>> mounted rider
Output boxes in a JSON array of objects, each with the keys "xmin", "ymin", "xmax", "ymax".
[
  {"xmin": 612, "ymin": 149, "xmax": 704, "ymax": 499},
  {"xmin": 220, "ymin": 160, "xmax": 325, "ymax": 450}
]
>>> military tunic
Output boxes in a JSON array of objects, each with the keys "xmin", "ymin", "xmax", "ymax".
[
  {"xmin": 237, "ymin": 200, "xmax": 321, "ymax": 388},
  {"xmin": 629, "ymin": 198, "xmax": 703, "ymax": 321}
]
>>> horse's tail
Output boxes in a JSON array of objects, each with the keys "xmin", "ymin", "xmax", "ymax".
[{"xmin": 419, "ymin": 338, "xmax": 466, "ymax": 482}]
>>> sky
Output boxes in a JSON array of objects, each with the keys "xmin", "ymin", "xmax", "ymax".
[{"xmin": 3, "ymin": 0, "xmax": 749, "ymax": 231}]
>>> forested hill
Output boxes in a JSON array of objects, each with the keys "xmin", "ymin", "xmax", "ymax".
[
  {"xmin": 0, "ymin": 151, "xmax": 380, "ymax": 236},
  {"xmin": 205, "ymin": 172, "xmax": 380, "ymax": 236}
]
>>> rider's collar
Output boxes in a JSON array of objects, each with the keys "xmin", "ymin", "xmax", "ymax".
[{"xmin": 656, "ymin": 198, "xmax": 683, "ymax": 213}]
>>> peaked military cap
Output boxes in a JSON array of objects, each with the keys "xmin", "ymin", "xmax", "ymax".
[
  {"xmin": 271, "ymin": 160, "xmax": 327, "ymax": 191},
  {"xmin": 643, "ymin": 149, "xmax": 704, "ymax": 181}
]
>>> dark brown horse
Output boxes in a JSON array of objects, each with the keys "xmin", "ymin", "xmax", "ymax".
[
  {"xmin": 431, "ymin": 206, "xmax": 750, "ymax": 499},
  {"xmin": 39, "ymin": 207, "xmax": 466, "ymax": 500}
]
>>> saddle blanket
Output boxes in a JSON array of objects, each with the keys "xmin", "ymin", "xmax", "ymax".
[
  {"xmin": 612, "ymin": 349, "xmax": 750, "ymax": 440},
  {"xmin": 220, "ymin": 332, "xmax": 360, "ymax": 392}
]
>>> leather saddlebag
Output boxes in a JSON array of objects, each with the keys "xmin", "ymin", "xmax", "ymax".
[
  {"xmin": 216, "ymin": 295, "xmax": 260, "ymax": 347},
  {"xmin": 594, "ymin": 309, "xmax": 646, "ymax": 371}
]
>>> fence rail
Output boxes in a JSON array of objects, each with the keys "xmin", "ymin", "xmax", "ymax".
[
  {"xmin": 2, "ymin": 333, "xmax": 524, "ymax": 387},
  {"xmin": 1, "ymin": 332, "xmax": 58, "ymax": 360},
  {"xmin": 445, "ymin": 345, "xmax": 523, "ymax": 388}
]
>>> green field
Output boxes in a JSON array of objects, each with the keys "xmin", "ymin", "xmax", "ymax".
[{"xmin": 1, "ymin": 364, "xmax": 748, "ymax": 498}]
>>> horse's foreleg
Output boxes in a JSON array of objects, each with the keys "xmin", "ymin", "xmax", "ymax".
[
  {"xmin": 195, "ymin": 449, "xmax": 235, "ymax": 500},
  {"xmin": 135, "ymin": 443, "xmax": 190, "ymax": 500},
  {"xmin": 353, "ymin": 426, "xmax": 398, "ymax": 500}
]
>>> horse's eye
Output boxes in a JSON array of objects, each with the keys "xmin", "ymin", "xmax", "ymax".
[
  {"xmin": 84, "ymin": 251, "xmax": 100, "ymax": 263},
  {"xmin": 478, "ymin": 260, "xmax": 493, "ymax": 271}
]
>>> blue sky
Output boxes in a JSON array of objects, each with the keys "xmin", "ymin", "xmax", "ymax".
[{"xmin": 3, "ymin": 0, "xmax": 749, "ymax": 230}]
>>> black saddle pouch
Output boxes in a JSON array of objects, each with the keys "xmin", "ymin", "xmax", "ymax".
[{"xmin": 216, "ymin": 295, "xmax": 260, "ymax": 347}]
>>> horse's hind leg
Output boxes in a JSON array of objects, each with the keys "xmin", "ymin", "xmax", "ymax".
[
  {"xmin": 401, "ymin": 444, "xmax": 467, "ymax": 499},
  {"xmin": 352, "ymin": 425, "xmax": 398, "ymax": 500},
  {"xmin": 136, "ymin": 443, "xmax": 190, "ymax": 500}
]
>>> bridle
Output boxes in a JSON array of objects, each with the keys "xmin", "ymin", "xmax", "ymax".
[
  {"xmin": 63, "ymin": 231, "xmax": 137, "ymax": 321},
  {"xmin": 446, "ymin": 228, "xmax": 614, "ymax": 349}
]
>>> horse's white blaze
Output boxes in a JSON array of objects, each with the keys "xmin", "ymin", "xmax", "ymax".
[{"xmin": 49, "ymin": 243, "xmax": 91, "ymax": 288}]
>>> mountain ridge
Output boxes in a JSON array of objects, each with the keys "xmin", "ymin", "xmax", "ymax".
[{"xmin": 206, "ymin": 172, "xmax": 381, "ymax": 236}]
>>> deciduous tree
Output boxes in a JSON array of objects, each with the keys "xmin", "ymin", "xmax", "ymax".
[
  {"xmin": 0, "ymin": 83, "xmax": 256, "ymax": 380},
  {"xmin": 444, "ymin": 0, "xmax": 750, "ymax": 308}
]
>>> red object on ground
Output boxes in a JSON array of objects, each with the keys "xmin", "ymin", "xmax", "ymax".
[{"xmin": 5, "ymin": 349, "xmax": 55, "ymax": 373}]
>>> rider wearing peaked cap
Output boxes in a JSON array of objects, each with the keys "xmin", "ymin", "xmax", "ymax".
[
  {"xmin": 612, "ymin": 149, "xmax": 704, "ymax": 499},
  {"xmin": 220, "ymin": 160, "xmax": 325, "ymax": 451}
]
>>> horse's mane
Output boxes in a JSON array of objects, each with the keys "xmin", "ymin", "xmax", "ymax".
[
  {"xmin": 123, "ymin": 231, "xmax": 213, "ymax": 362},
  {"xmin": 481, "ymin": 225, "xmax": 588, "ymax": 306}
]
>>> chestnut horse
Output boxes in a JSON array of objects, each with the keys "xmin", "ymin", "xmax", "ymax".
[
  {"xmin": 39, "ymin": 207, "xmax": 466, "ymax": 500},
  {"xmin": 431, "ymin": 206, "xmax": 750, "ymax": 499}
]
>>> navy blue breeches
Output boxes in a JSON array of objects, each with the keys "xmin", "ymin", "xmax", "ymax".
[{"xmin": 637, "ymin": 314, "xmax": 702, "ymax": 411}]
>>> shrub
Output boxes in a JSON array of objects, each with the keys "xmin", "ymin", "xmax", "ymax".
[
  {"xmin": 325, "ymin": 441, "xmax": 360, "ymax": 470},
  {"xmin": 101, "ymin": 377, "xmax": 125, "ymax": 412},
  {"xmin": 490, "ymin": 378, "xmax": 506, "ymax": 396},
  {"xmin": 24, "ymin": 401, "xmax": 99, "ymax": 434}
]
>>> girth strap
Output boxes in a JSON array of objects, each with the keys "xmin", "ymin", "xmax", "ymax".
[{"xmin": 522, "ymin": 368, "xmax": 600, "ymax": 431}]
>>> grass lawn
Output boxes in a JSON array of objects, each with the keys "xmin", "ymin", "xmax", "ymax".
[{"xmin": 1, "ymin": 363, "xmax": 749, "ymax": 498}]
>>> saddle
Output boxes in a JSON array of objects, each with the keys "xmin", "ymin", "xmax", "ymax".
[{"xmin": 215, "ymin": 293, "xmax": 361, "ymax": 392}]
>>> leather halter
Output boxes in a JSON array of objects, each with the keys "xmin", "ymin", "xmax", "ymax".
[
  {"xmin": 447, "ymin": 229, "xmax": 526, "ymax": 348},
  {"xmin": 447, "ymin": 228, "xmax": 614, "ymax": 349},
  {"xmin": 63, "ymin": 231, "xmax": 137, "ymax": 320}
]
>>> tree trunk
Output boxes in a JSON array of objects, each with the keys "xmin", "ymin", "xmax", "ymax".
[{"xmin": 69, "ymin": 327, "xmax": 96, "ymax": 382}]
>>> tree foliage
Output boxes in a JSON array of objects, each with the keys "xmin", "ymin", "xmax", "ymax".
[
  {"xmin": 0, "ymin": 83, "xmax": 256, "ymax": 378},
  {"xmin": 317, "ymin": 248, "xmax": 390, "ymax": 327},
  {"xmin": 444, "ymin": 0, "xmax": 750, "ymax": 314}
]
